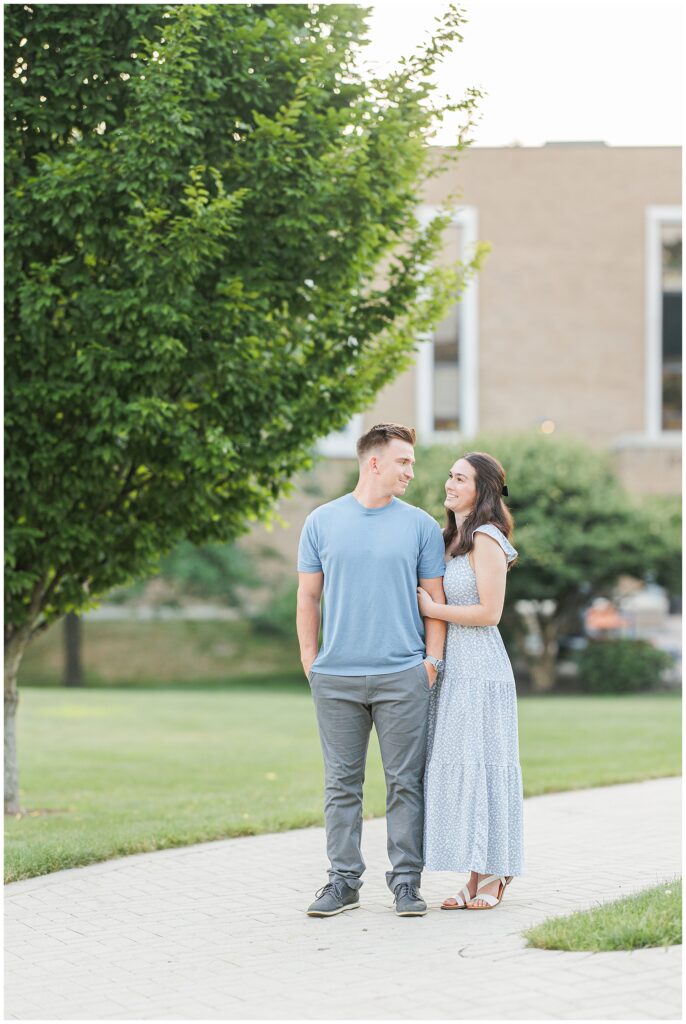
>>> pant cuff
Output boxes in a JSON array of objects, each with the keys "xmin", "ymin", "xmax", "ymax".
[
  {"xmin": 386, "ymin": 871, "xmax": 421, "ymax": 892},
  {"xmin": 329, "ymin": 871, "xmax": 363, "ymax": 891}
]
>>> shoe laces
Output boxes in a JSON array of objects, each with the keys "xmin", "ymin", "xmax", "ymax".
[
  {"xmin": 394, "ymin": 883, "xmax": 419, "ymax": 903},
  {"xmin": 314, "ymin": 882, "xmax": 337, "ymax": 900}
]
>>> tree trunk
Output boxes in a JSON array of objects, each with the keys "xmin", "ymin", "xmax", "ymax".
[
  {"xmin": 528, "ymin": 618, "xmax": 560, "ymax": 692},
  {"xmin": 4, "ymin": 630, "xmax": 29, "ymax": 814},
  {"xmin": 64, "ymin": 613, "xmax": 82, "ymax": 687},
  {"xmin": 528, "ymin": 649, "xmax": 558, "ymax": 691},
  {"xmin": 513, "ymin": 603, "xmax": 561, "ymax": 692}
]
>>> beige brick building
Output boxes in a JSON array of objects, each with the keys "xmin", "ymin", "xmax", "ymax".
[{"xmin": 248, "ymin": 143, "xmax": 682, "ymax": 566}]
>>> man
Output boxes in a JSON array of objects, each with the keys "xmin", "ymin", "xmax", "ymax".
[{"xmin": 297, "ymin": 422, "xmax": 447, "ymax": 917}]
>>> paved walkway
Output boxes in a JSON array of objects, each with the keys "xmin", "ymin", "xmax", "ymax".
[{"xmin": 5, "ymin": 777, "xmax": 681, "ymax": 1020}]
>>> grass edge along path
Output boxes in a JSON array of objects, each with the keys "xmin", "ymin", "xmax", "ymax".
[
  {"xmin": 4, "ymin": 689, "xmax": 681, "ymax": 884},
  {"xmin": 524, "ymin": 877, "xmax": 682, "ymax": 951}
]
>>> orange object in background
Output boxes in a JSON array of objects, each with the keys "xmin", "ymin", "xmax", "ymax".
[{"xmin": 585, "ymin": 600, "xmax": 629, "ymax": 633}]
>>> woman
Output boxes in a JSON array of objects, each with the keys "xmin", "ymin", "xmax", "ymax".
[{"xmin": 417, "ymin": 451, "xmax": 523, "ymax": 910}]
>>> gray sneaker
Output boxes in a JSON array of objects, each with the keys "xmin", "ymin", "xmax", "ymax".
[
  {"xmin": 393, "ymin": 883, "xmax": 428, "ymax": 916},
  {"xmin": 307, "ymin": 880, "xmax": 360, "ymax": 917}
]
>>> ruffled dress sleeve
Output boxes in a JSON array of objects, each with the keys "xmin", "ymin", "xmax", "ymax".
[{"xmin": 473, "ymin": 523, "xmax": 518, "ymax": 565}]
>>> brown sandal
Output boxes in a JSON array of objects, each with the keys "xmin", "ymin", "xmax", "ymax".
[
  {"xmin": 441, "ymin": 883, "xmax": 473, "ymax": 910},
  {"xmin": 466, "ymin": 874, "xmax": 513, "ymax": 910}
]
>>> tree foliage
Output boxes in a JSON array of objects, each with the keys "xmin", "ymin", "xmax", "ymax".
[
  {"xmin": 5, "ymin": 3, "xmax": 483, "ymax": 644},
  {"xmin": 406, "ymin": 434, "xmax": 681, "ymax": 689},
  {"xmin": 110, "ymin": 539, "xmax": 260, "ymax": 607}
]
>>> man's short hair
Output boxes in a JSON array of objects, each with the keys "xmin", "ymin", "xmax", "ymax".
[{"xmin": 356, "ymin": 423, "xmax": 417, "ymax": 460}]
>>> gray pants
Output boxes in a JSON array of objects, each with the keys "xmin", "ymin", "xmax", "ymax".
[{"xmin": 309, "ymin": 663, "xmax": 431, "ymax": 893}]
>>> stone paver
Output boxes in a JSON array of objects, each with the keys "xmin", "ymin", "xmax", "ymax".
[{"xmin": 4, "ymin": 777, "xmax": 681, "ymax": 1020}]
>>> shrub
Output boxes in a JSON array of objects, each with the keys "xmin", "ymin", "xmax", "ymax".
[
  {"xmin": 576, "ymin": 638, "xmax": 673, "ymax": 694},
  {"xmin": 250, "ymin": 581, "xmax": 299, "ymax": 640}
]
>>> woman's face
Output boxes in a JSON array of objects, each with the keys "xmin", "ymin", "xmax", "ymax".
[{"xmin": 444, "ymin": 457, "xmax": 477, "ymax": 516}]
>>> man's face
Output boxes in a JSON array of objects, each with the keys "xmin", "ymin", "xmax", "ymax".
[{"xmin": 371, "ymin": 439, "xmax": 415, "ymax": 496}]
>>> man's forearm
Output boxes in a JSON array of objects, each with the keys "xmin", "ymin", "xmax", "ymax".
[
  {"xmin": 422, "ymin": 581, "xmax": 447, "ymax": 661},
  {"xmin": 424, "ymin": 600, "xmax": 447, "ymax": 661},
  {"xmin": 296, "ymin": 594, "xmax": 321, "ymax": 664}
]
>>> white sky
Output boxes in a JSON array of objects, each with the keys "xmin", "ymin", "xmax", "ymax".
[{"xmin": 363, "ymin": 0, "xmax": 683, "ymax": 146}]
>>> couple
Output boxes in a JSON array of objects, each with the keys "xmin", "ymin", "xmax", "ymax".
[{"xmin": 296, "ymin": 422, "xmax": 523, "ymax": 917}]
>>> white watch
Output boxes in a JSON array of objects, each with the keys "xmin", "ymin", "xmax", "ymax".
[{"xmin": 425, "ymin": 656, "xmax": 444, "ymax": 674}]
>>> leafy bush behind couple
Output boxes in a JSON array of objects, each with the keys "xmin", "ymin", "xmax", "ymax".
[{"xmin": 405, "ymin": 433, "xmax": 679, "ymax": 691}]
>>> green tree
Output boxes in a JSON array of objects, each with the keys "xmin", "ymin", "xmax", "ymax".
[
  {"xmin": 406, "ymin": 435, "xmax": 680, "ymax": 691},
  {"xmin": 155, "ymin": 541, "xmax": 258, "ymax": 607},
  {"xmin": 108, "ymin": 539, "xmax": 260, "ymax": 608},
  {"xmin": 5, "ymin": 3, "xmax": 484, "ymax": 811}
]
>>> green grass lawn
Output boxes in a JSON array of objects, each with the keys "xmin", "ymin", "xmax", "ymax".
[
  {"xmin": 524, "ymin": 878, "xmax": 682, "ymax": 951},
  {"xmin": 5, "ymin": 688, "xmax": 680, "ymax": 883}
]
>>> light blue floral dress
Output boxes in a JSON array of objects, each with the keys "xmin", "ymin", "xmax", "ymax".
[{"xmin": 423, "ymin": 523, "xmax": 524, "ymax": 876}]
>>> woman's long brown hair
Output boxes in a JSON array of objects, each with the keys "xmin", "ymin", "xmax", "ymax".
[{"xmin": 443, "ymin": 451, "xmax": 517, "ymax": 570}]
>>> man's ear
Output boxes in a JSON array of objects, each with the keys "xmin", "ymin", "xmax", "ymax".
[{"xmin": 369, "ymin": 455, "xmax": 379, "ymax": 474}]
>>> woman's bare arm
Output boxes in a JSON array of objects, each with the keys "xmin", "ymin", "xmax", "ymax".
[{"xmin": 417, "ymin": 533, "xmax": 507, "ymax": 627}]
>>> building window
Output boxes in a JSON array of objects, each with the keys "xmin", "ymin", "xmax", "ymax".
[
  {"xmin": 432, "ymin": 222, "xmax": 462, "ymax": 432},
  {"xmin": 646, "ymin": 206, "xmax": 682, "ymax": 436},
  {"xmin": 416, "ymin": 206, "xmax": 479, "ymax": 441},
  {"xmin": 661, "ymin": 222, "xmax": 682, "ymax": 431},
  {"xmin": 317, "ymin": 414, "xmax": 363, "ymax": 458}
]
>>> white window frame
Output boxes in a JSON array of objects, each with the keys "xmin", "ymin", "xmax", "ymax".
[
  {"xmin": 415, "ymin": 205, "xmax": 479, "ymax": 444},
  {"xmin": 645, "ymin": 205, "xmax": 682, "ymax": 439},
  {"xmin": 317, "ymin": 413, "xmax": 363, "ymax": 458}
]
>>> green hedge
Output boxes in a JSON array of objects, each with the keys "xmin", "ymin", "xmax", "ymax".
[{"xmin": 577, "ymin": 638, "xmax": 673, "ymax": 694}]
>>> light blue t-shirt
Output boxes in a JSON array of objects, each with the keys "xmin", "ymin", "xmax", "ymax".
[{"xmin": 297, "ymin": 493, "xmax": 446, "ymax": 676}]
